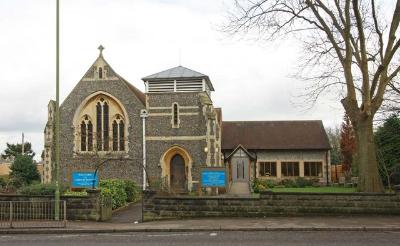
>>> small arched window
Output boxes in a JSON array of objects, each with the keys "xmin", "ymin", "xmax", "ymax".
[
  {"xmin": 172, "ymin": 103, "xmax": 179, "ymax": 128},
  {"xmin": 98, "ymin": 67, "xmax": 103, "ymax": 79}
]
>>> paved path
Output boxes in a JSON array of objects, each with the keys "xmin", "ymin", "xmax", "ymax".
[
  {"xmin": 2, "ymin": 216, "xmax": 400, "ymax": 234},
  {"xmin": 228, "ymin": 182, "xmax": 251, "ymax": 197},
  {"xmin": 1, "ymin": 231, "xmax": 400, "ymax": 246},
  {"xmin": 111, "ymin": 202, "xmax": 142, "ymax": 223}
]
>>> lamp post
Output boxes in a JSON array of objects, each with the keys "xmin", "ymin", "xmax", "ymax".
[
  {"xmin": 54, "ymin": 0, "xmax": 61, "ymax": 220},
  {"xmin": 140, "ymin": 109, "xmax": 148, "ymax": 190}
]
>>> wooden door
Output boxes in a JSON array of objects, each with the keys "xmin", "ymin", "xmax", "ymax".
[
  {"xmin": 232, "ymin": 157, "xmax": 249, "ymax": 182},
  {"xmin": 170, "ymin": 154, "xmax": 186, "ymax": 191}
]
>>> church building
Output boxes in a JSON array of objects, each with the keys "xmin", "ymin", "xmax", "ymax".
[{"xmin": 43, "ymin": 47, "xmax": 331, "ymax": 193}]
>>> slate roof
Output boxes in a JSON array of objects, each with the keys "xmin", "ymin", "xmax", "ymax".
[
  {"xmin": 118, "ymin": 77, "xmax": 146, "ymax": 105},
  {"xmin": 221, "ymin": 121, "xmax": 331, "ymax": 151},
  {"xmin": 142, "ymin": 65, "xmax": 215, "ymax": 91}
]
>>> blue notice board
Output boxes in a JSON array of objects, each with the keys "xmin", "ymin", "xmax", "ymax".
[
  {"xmin": 71, "ymin": 171, "xmax": 99, "ymax": 188},
  {"xmin": 201, "ymin": 168, "xmax": 226, "ymax": 187}
]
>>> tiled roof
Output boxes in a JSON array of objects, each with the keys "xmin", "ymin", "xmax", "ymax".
[
  {"xmin": 142, "ymin": 66, "xmax": 207, "ymax": 80},
  {"xmin": 222, "ymin": 120, "xmax": 331, "ymax": 150}
]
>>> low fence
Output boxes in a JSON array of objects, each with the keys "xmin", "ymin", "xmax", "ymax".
[
  {"xmin": 143, "ymin": 190, "xmax": 400, "ymax": 221},
  {"xmin": 0, "ymin": 200, "xmax": 66, "ymax": 228},
  {"xmin": 0, "ymin": 189, "xmax": 111, "ymax": 227}
]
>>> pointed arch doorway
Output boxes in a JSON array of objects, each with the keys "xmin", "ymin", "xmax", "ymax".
[
  {"xmin": 170, "ymin": 154, "xmax": 186, "ymax": 191},
  {"xmin": 161, "ymin": 146, "xmax": 192, "ymax": 193}
]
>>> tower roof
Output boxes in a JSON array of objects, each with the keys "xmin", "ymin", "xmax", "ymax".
[{"xmin": 142, "ymin": 65, "xmax": 214, "ymax": 91}]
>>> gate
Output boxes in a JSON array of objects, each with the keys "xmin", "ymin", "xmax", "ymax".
[{"xmin": 0, "ymin": 200, "xmax": 67, "ymax": 228}]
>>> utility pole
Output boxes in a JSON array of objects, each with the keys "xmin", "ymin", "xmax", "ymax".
[
  {"xmin": 54, "ymin": 0, "xmax": 61, "ymax": 221},
  {"xmin": 21, "ymin": 133, "xmax": 25, "ymax": 155}
]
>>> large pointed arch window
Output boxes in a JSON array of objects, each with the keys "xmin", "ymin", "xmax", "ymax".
[{"xmin": 76, "ymin": 94, "xmax": 128, "ymax": 153}]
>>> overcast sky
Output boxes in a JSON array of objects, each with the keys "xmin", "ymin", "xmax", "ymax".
[{"xmin": 0, "ymin": 0, "xmax": 345, "ymax": 160}]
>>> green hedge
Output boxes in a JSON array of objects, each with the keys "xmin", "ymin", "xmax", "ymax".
[
  {"xmin": 17, "ymin": 183, "xmax": 67, "ymax": 196},
  {"xmin": 100, "ymin": 179, "xmax": 140, "ymax": 210}
]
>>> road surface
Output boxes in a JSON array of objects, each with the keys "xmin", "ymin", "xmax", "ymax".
[{"xmin": 1, "ymin": 231, "xmax": 400, "ymax": 245}]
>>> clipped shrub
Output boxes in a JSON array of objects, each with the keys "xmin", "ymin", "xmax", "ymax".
[
  {"xmin": 100, "ymin": 179, "xmax": 127, "ymax": 209},
  {"xmin": 124, "ymin": 180, "xmax": 140, "ymax": 202},
  {"xmin": 63, "ymin": 190, "xmax": 88, "ymax": 196},
  {"xmin": 17, "ymin": 183, "xmax": 66, "ymax": 196}
]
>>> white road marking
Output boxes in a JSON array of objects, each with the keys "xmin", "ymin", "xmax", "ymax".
[{"xmin": 147, "ymin": 233, "xmax": 199, "ymax": 237}]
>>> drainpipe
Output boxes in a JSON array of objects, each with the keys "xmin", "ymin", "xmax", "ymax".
[
  {"xmin": 140, "ymin": 109, "xmax": 148, "ymax": 190},
  {"xmin": 326, "ymin": 150, "xmax": 330, "ymax": 185}
]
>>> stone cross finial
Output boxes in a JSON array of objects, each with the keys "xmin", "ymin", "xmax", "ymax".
[{"xmin": 98, "ymin": 45, "xmax": 105, "ymax": 56}]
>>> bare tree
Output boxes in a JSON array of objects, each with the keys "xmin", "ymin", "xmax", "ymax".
[
  {"xmin": 381, "ymin": 79, "xmax": 400, "ymax": 114},
  {"xmin": 222, "ymin": 0, "xmax": 400, "ymax": 192}
]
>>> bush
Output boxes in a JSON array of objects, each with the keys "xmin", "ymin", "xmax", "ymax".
[
  {"xmin": 100, "ymin": 179, "xmax": 127, "ymax": 209},
  {"xmin": 10, "ymin": 155, "xmax": 40, "ymax": 187},
  {"xmin": 295, "ymin": 177, "xmax": 314, "ymax": 188},
  {"xmin": 0, "ymin": 177, "xmax": 6, "ymax": 188},
  {"xmin": 252, "ymin": 178, "xmax": 273, "ymax": 193},
  {"xmin": 124, "ymin": 180, "xmax": 140, "ymax": 202},
  {"xmin": 280, "ymin": 179, "xmax": 297, "ymax": 188},
  {"xmin": 264, "ymin": 179, "xmax": 277, "ymax": 188},
  {"xmin": 17, "ymin": 183, "xmax": 66, "ymax": 196}
]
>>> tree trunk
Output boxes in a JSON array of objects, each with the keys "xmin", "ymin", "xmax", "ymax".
[{"xmin": 355, "ymin": 117, "xmax": 384, "ymax": 193}]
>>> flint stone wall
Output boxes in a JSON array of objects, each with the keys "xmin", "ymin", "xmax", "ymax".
[{"xmin": 143, "ymin": 190, "xmax": 400, "ymax": 221}]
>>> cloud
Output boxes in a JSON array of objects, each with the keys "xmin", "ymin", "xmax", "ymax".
[{"xmin": 0, "ymin": 0, "xmax": 345, "ymax": 160}]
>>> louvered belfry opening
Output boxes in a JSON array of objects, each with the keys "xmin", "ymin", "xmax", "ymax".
[{"xmin": 147, "ymin": 79, "xmax": 204, "ymax": 93}]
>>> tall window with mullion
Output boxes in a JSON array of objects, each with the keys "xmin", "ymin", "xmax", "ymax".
[
  {"xmin": 258, "ymin": 162, "xmax": 277, "ymax": 177},
  {"xmin": 281, "ymin": 162, "xmax": 299, "ymax": 177},
  {"xmin": 304, "ymin": 162, "xmax": 322, "ymax": 177},
  {"xmin": 80, "ymin": 116, "xmax": 93, "ymax": 152},
  {"xmin": 80, "ymin": 121, "xmax": 87, "ymax": 151},
  {"xmin": 96, "ymin": 102, "xmax": 103, "ymax": 151},
  {"xmin": 112, "ymin": 116, "xmax": 125, "ymax": 151},
  {"xmin": 103, "ymin": 102, "xmax": 109, "ymax": 151}
]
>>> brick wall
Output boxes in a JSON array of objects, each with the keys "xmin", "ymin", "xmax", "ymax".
[{"xmin": 143, "ymin": 190, "xmax": 400, "ymax": 221}]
